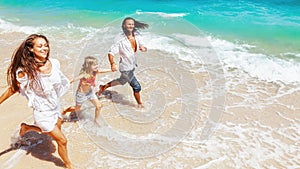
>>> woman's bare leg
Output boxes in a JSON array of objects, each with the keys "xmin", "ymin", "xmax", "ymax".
[
  {"xmin": 47, "ymin": 125, "xmax": 73, "ymax": 169},
  {"xmin": 57, "ymin": 118, "xmax": 63, "ymax": 130}
]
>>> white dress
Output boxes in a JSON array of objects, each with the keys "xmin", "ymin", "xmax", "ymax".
[{"xmin": 16, "ymin": 58, "xmax": 70, "ymax": 132}]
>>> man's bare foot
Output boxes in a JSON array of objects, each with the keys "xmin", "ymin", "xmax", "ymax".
[
  {"xmin": 137, "ymin": 104, "xmax": 144, "ymax": 108},
  {"xmin": 19, "ymin": 123, "xmax": 28, "ymax": 137}
]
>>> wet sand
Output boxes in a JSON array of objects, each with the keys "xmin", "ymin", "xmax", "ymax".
[{"xmin": 0, "ymin": 32, "xmax": 299, "ymax": 169}]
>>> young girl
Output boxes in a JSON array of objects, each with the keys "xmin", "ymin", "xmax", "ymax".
[
  {"xmin": 68, "ymin": 56, "xmax": 111, "ymax": 123},
  {"xmin": 0, "ymin": 34, "xmax": 73, "ymax": 169}
]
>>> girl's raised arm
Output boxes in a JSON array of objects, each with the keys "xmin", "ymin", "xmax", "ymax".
[
  {"xmin": 70, "ymin": 74, "xmax": 84, "ymax": 84},
  {"xmin": 97, "ymin": 68, "xmax": 114, "ymax": 74}
]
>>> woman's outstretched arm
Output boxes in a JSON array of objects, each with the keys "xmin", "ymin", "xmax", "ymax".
[{"xmin": 0, "ymin": 86, "xmax": 16, "ymax": 104}]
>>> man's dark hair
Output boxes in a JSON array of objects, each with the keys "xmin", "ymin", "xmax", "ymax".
[{"xmin": 122, "ymin": 17, "xmax": 149, "ymax": 36}]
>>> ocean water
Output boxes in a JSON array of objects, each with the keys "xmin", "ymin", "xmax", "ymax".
[
  {"xmin": 0, "ymin": 0, "xmax": 299, "ymax": 168},
  {"xmin": 0, "ymin": 0, "xmax": 299, "ymax": 83}
]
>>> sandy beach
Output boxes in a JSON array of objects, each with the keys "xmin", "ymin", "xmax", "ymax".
[{"xmin": 0, "ymin": 31, "xmax": 299, "ymax": 169}]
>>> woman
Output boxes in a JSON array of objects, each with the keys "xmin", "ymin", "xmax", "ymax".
[{"xmin": 0, "ymin": 34, "xmax": 73, "ymax": 169}]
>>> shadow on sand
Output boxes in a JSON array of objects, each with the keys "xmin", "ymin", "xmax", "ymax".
[
  {"xmin": 101, "ymin": 90, "xmax": 136, "ymax": 107},
  {"xmin": 0, "ymin": 131, "xmax": 64, "ymax": 167}
]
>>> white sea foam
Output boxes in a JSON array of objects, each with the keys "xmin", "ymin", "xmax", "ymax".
[
  {"xmin": 65, "ymin": 104, "xmax": 300, "ymax": 168},
  {"xmin": 143, "ymin": 33, "xmax": 204, "ymax": 69},
  {"xmin": 208, "ymin": 36, "xmax": 300, "ymax": 84},
  {"xmin": 0, "ymin": 18, "xmax": 97, "ymax": 37},
  {"xmin": 282, "ymin": 52, "xmax": 300, "ymax": 58},
  {"xmin": 0, "ymin": 19, "xmax": 39, "ymax": 34},
  {"xmin": 4, "ymin": 15, "xmax": 299, "ymax": 85},
  {"xmin": 145, "ymin": 32, "xmax": 300, "ymax": 84},
  {"xmin": 183, "ymin": 119, "xmax": 300, "ymax": 168},
  {"xmin": 136, "ymin": 11, "xmax": 188, "ymax": 18}
]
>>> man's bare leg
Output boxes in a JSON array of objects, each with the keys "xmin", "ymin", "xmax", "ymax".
[
  {"xmin": 133, "ymin": 91, "xmax": 144, "ymax": 108},
  {"xmin": 97, "ymin": 80, "xmax": 121, "ymax": 96}
]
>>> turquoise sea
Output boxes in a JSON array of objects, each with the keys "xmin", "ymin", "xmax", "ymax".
[
  {"xmin": 0, "ymin": 1, "xmax": 299, "ymax": 168},
  {"xmin": 0, "ymin": 0, "xmax": 299, "ymax": 83}
]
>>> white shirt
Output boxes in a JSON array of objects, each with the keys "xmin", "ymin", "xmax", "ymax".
[{"xmin": 108, "ymin": 32, "xmax": 146, "ymax": 71}]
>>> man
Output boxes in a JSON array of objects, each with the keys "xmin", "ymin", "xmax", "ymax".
[{"xmin": 97, "ymin": 17, "xmax": 148, "ymax": 108}]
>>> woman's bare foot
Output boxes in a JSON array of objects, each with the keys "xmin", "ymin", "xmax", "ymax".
[
  {"xmin": 65, "ymin": 163, "xmax": 74, "ymax": 169},
  {"xmin": 19, "ymin": 123, "xmax": 28, "ymax": 137},
  {"xmin": 19, "ymin": 123, "xmax": 42, "ymax": 137}
]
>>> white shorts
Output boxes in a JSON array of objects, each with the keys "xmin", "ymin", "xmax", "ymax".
[
  {"xmin": 33, "ymin": 108, "xmax": 62, "ymax": 132},
  {"xmin": 75, "ymin": 88, "xmax": 97, "ymax": 105}
]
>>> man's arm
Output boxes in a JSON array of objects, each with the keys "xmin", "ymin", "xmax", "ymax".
[
  {"xmin": 139, "ymin": 46, "xmax": 147, "ymax": 52},
  {"xmin": 108, "ymin": 53, "xmax": 118, "ymax": 72}
]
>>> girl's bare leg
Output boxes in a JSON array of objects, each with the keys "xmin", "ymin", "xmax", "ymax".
[
  {"xmin": 47, "ymin": 125, "xmax": 73, "ymax": 169},
  {"xmin": 61, "ymin": 106, "xmax": 77, "ymax": 122},
  {"xmin": 90, "ymin": 99, "xmax": 102, "ymax": 123},
  {"xmin": 74, "ymin": 104, "xmax": 81, "ymax": 117},
  {"xmin": 62, "ymin": 106, "xmax": 76, "ymax": 115}
]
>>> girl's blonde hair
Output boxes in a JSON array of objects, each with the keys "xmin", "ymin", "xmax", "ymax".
[{"xmin": 80, "ymin": 56, "xmax": 98, "ymax": 74}]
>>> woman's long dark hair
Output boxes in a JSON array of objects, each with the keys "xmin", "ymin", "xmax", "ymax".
[
  {"xmin": 7, "ymin": 34, "xmax": 50, "ymax": 92},
  {"xmin": 122, "ymin": 17, "xmax": 149, "ymax": 36}
]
